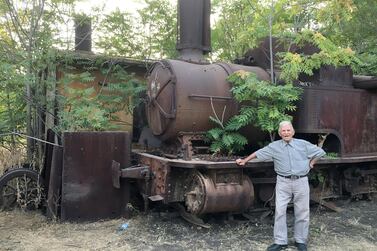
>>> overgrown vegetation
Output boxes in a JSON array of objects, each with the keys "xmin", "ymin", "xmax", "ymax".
[
  {"xmin": 206, "ymin": 71, "xmax": 302, "ymax": 156},
  {"xmin": 56, "ymin": 58, "xmax": 145, "ymax": 132},
  {"xmin": 97, "ymin": 0, "xmax": 177, "ymax": 59},
  {"xmin": 1, "ymin": 0, "xmax": 377, "ymax": 162},
  {"xmin": 279, "ymin": 31, "xmax": 359, "ymax": 83},
  {"xmin": 206, "ymin": 111, "xmax": 248, "ymax": 156},
  {"xmin": 206, "ymin": 29, "xmax": 360, "ymax": 156},
  {"xmin": 231, "ymin": 71, "xmax": 301, "ymax": 139}
]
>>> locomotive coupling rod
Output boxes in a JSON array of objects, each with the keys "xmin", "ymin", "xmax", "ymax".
[{"xmin": 111, "ymin": 160, "xmax": 151, "ymax": 189}]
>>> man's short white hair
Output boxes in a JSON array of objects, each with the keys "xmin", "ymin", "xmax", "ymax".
[{"xmin": 278, "ymin": 120, "xmax": 294, "ymax": 131}]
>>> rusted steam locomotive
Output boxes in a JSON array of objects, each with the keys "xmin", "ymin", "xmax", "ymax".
[
  {"xmin": 110, "ymin": 0, "xmax": 377, "ymax": 223},
  {"xmin": 1, "ymin": 0, "xmax": 377, "ymax": 224}
]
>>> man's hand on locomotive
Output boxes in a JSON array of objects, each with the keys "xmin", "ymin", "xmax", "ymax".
[
  {"xmin": 309, "ymin": 161, "xmax": 314, "ymax": 169},
  {"xmin": 236, "ymin": 152, "xmax": 256, "ymax": 166},
  {"xmin": 309, "ymin": 159, "xmax": 317, "ymax": 169},
  {"xmin": 236, "ymin": 158, "xmax": 246, "ymax": 166}
]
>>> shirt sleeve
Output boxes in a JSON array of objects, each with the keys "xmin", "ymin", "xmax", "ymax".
[
  {"xmin": 255, "ymin": 143, "xmax": 274, "ymax": 161},
  {"xmin": 306, "ymin": 142, "xmax": 326, "ymax": 159}
]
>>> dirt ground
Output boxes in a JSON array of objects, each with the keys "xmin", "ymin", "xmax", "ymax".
[{"xmin": 1, "ymin": 197, "xmax": 377, "ymax": 251}]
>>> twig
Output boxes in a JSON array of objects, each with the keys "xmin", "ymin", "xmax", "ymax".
[{"xmin": 209, "ymin": 97, "xmax": 227, "ymax": 129}]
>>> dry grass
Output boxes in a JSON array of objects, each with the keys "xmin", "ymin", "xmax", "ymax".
[
  {"xmin": 1, "ymin": 197, "xmax": 377, "ymax": 251},
  {"xmin": 0, "ymin": 210, "xmax": 129, "ymax": 251},
  {"xmin": 0, "ymin": 147, "xmax": 26, "ymax": 175}
]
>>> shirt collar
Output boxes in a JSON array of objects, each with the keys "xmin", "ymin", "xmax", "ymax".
[{"xmin": 282, "ymin": 138, "xmax": 294, "ymax": 146}]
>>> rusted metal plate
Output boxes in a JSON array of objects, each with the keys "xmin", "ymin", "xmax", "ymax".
[
  {"xmin": 41, "ymin": 129, "xmax": 56, "ymax": 191},
  {"xmin": 319, "ymin": 65, "xmax": 352, "ymax": 87},
  {"xmin": 294, "ymin": 86, "xmax": 377, "ymax": 156},
  {"xmin": 61, "ymin": 132, "xmax": 131, "ymax": 221},
  {"xmin": 137, "ymin": 153, "xmax": 170, "ymax": 201},
  {"xmin": 46, "ymin": 145, "xmax": 63, "ymax": 219}
]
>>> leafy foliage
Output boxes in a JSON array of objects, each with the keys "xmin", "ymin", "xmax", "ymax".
[
  {"xmin": 211, "ymin": 0, "xmax": 325, "ymax": 61},
  {"xmin": 279, "ymin": 30, "xmax": 360, "ymax": 83},
  {"xmin": 211, "ymin": 0, "xmax": 263, "ymax": 60},
  {"xmin": 325, "ymin": 152, "xmax": 338, "ymax": 159},
  {"xmin": 97, "ymin": 0, "xmax": 177, "ymax": 59},
  {"xmin": 56, "ymin": 60, "xmax": 146, "ymax": 132},
  {"xmin": 206, "ymin": 116, "xmax": 248, "ymax": 156},
  {"xmin": 0, "ymin": 57, "xmax": 26, "ymax": 148},
  {"xmin": 309, "ymin": 170, "xmax": 325, "ymax": 184},
  {"xmin": 0, "ymin": 0, "xmax": 80, "ymax": 163},
  {"xmin": 57, "ymin": 86, "xmax": 109, "ymax": 131},
  {"xmin": 206, "ymin": 69, "xmax": 301, "ymax": 155},
  {"xmin": 354, "ymin": 51, "xmax": 377, "ymax": 76},
  {"xmin": 228, "ymin": 70, "xmax": 302, "ymax": 141}
]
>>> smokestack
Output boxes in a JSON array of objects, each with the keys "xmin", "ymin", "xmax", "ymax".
[
  {"xmin": 176, "ymin": 0, "xmax": 211, "ymax": 62},
  {"xmin": 74, "ymin": 15, "xmax": 92, "ymax": 52}
]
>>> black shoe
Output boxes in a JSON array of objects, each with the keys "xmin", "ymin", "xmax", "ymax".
[
  {"xmin": 266, "ymin": 243, "xmax": 288, "ymax": 251},
  {"xmin": 295, "ymin": 242, "xmax": 307, "ymax": 251}
]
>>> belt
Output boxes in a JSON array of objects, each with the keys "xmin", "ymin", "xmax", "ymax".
[{"xmin": 278, "ymin": 174, "xmax": 307, "ymax": 179}]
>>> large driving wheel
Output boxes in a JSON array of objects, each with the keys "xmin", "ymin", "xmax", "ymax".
[{"xmin": 0, "ymin": 168, "xmax": 45, "ymax": 211}]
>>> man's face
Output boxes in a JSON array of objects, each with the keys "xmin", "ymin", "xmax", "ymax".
[{"xmin": 279, "ymin": 124, "xmax": 294, "ymax": 142}]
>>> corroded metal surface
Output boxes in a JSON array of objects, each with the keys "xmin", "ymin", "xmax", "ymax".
[
  {"xmin": 146, "ymin": 59, "xmax": 269, "ymax": 141},
  {"xmin": 46, "ymin": 145, "xmax": 63, "ymax": 219},
  {"xmin": 343, "ymin": 167, "xmax": 377, "ymax": 196},
  {"xmin": 61, "ymin": 132, "xmax": 131, "ymax": 221},
  {"xmin": 137, "ymin": 153, "xmax": 170, "ymax": 201},
  {"xmin": 185, "ymin": 171, "xmax": 254, "ymax": 215},
  {"xmin": 178, "ymin": 132, "xmax": 207, "ymax": 160},
  {"xmin": 294, "ymin": 86, "xmax": 377, "ymax": 156},
  {"xmin": 131, "ymin": 151, "xmax": 377, "ymax": 217},
  {"xmin": 353, "ymin": 75, "xmax": 377, "ymax": 89},
  {"xmin": 41, "ymin": 129, "xmax": 56, "ymax": 192},
  {"xmin": 177, "ymin": 0, "xmax": 211, "ymax": 61},
  {"xmin": 133, "ymin": 150, "xmax": 377, "ymax": 169}
]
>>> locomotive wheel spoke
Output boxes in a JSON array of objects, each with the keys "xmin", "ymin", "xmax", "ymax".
[
  {"xmin": 3, "ymin": 183, "xmax": 17, "ymax": 193},
  {"xmin": 0, "ymin": 168, "xmax": 45, "ymax": 211}
]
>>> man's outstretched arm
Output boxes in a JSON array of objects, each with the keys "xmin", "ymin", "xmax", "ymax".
[{"xmin": 236, "ymin": 152, "xmax": 257, "ymax": 166}]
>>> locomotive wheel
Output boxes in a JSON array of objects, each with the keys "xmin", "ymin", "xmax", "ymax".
[
  {"xmin": 185, "ymin": 172, "xmax": 207, "ymax": 215},
  {"xmin": 0, "ymin": 168, "xmax": 45, "ymax": 211}
]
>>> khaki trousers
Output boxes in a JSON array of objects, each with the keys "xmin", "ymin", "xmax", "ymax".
[{"xmin": 274, "ymin": 175, "xmax": 310, "ymax": 245}]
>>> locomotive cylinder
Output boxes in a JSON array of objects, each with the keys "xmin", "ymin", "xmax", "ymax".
[
  {"xmin": 185, "ymin": 172, "xmax": 254, "ymax": 215},
  {"xmin": 146, "ymin": 59, "xmax": 270, "ymax": 141}
]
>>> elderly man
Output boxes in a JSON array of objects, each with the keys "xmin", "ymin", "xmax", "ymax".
[{"xmin": 236, "ymin": 121, "xmax": 325, "ymax": 251}]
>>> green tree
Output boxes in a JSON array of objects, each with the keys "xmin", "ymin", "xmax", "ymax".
[
  {"xmin": 0, "ymin": 0, "xmax": 79, "ymax": 165},
  {"xmin": 211, "ymin": 0, "xmax": 321, "ymax": 61},
  {"xmin": 279, "ymin": 30, "xmax": 359, "ymax": 83},
  {"xmin": 211, "ymin": 0, "xmax": 261, "ymax": 60},
  {"xmin": 0, "ymin": 56, "xmax": 26, "ymax": 149},
  {"xmin": 228, "ymin": 71, "xmax": 302, "ymax": 142},
  {"xmin": 97, "ymin": 0, "xmax": 177, "ymax": 59},
  {"xmin": 318, "ymin": 0, "xmax": 377, "ymax": 75},
  {"xmin": 137, "ymin": 0, "xmax": 177, "ymax": 59},
  {"xmin": 56, "ymin": 59, "xmax": 146, "ymax": 132}
]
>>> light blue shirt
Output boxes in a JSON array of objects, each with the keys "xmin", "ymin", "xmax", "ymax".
[{"xmin": 255, "ymin": 138, "xmax": 326, "ymax": 176}]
